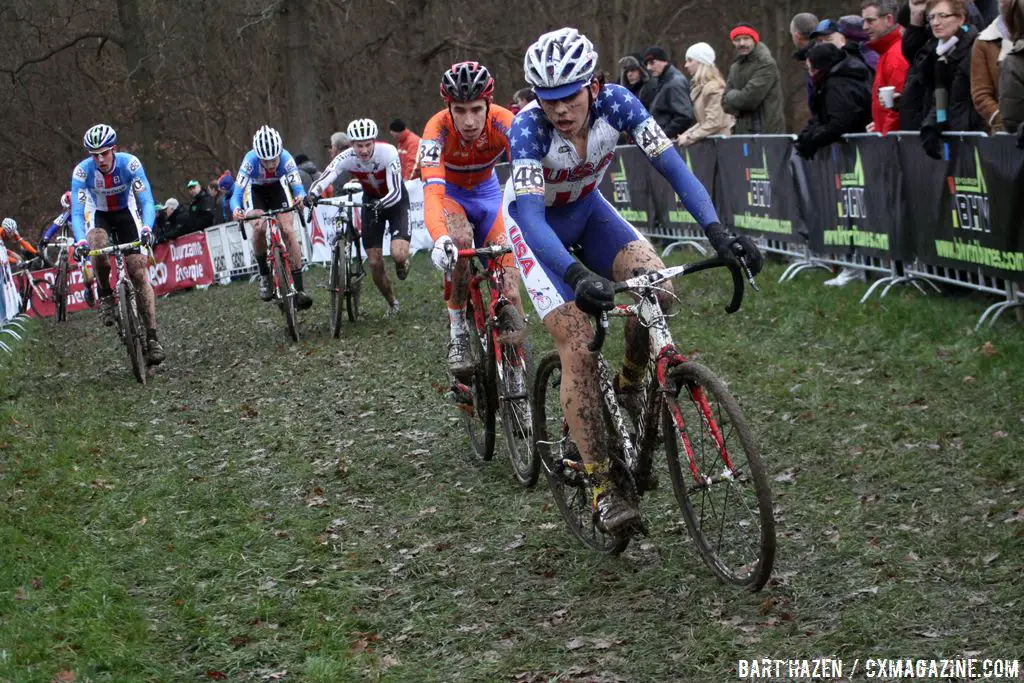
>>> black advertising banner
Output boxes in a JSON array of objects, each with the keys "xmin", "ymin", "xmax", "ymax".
[
  {"xmin": 604, "ymin": 147, "xmax": 647, "ymax": 228},
  {"xmin": 648, "ymin": 139, "xmax": 718, "ymax": 233},
  {"xmin": 715, "ymin": 136, "xmax": 802, "ymax": 243},
  {"xmin": 906, "ymin": 134, "xmax": 1024, "ymax": 277},
  {"xmin": 799, "ymin": 138, "xmax": 902, "ymax": 259}
]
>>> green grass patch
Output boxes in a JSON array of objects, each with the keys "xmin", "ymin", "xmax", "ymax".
[{"xmin": 1, "ymin": 252, "xmax": 1021, "ymax": 681}]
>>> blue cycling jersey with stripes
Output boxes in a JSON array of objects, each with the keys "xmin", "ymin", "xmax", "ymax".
[{"xmin": 69, "ymin": 152, "xmax": 157, "ymax": 243}]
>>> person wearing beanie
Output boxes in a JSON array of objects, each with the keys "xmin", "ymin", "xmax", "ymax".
[
  {"xmin": 389, "ymin": 118, "xmax": 421, "ymax": 180},
  {"xmin": 216, "ymin": 171, "xmax": 235, "ymax": 223},
  {"xmin": 795, "ymin": 43, "xmax": 873, "ymax": 159},
  {"xmin": 640, "ymin": 45, "xmax": 696, "ymax": 138},
  {"xmin": 677, "ymin": 42, "xmax": 736, "ymax": 146},
  {"xmin": 724, "ymin": 23, "xmax": 786, "ymax": 133},
  {"xmin": 617, "ymin": 54, "xmax": 650, "ymax": 99}
]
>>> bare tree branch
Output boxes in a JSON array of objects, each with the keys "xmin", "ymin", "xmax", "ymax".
[{"xmin": 1, "ymin": 31, "xmax": 124, "ymax": 80}]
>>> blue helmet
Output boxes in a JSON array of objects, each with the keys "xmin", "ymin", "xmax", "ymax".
[{"xmin": 83, "ymin": 124, "xmax": 117, "ymax": 152}]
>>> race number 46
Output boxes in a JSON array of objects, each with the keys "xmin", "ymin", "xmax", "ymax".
[{"xmin": 512, "ymin": 163, "xmax": 544, "ymax": 195}]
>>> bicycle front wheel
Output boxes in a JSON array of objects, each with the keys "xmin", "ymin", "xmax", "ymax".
[
  {"xmin": 662, "ymin": 362, "xmax": 774, "ymax": 590},
  {"xmin": 460, "ymin": 299, "xmax": 496, "ymax": 461},
  {"xmin": 328, "ymin": 243, "xmax": 344, "ymax": 338},
  {"xmin": 118, "ymin": 281, "xmax": 147, "ymax": 386},
  {"xmin": 273, "ymin": 246, "xmax": 299, "ymax": 343},
  {"xmin": 532, "ymin": 351, "xmax": 629, "ymax": 555},
  {"xmin": 346, "ymin": 240, "xmax": 362, "ymax": 322},
  {"xmin": 54, "ymin": 255, "xmax": 69, "ymax": 322},
  {"xmin": 495, "ymin": 306, "xmax": 537, "ymax": 487}
]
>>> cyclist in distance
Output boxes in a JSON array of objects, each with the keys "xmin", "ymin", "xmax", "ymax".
[
  {"xmin": 230, "ymin": 125, "xmax": 312, "ymax": 310},
  {"xmin": 1, "ymin": 218, "xmax": 38, "ymax": 265},
  {"xmin": 421, "ymin": 61, "xmax": 524, "ymax": 377},
  {"xmin": 38, "ymin": 192, "xmax": 72, "ymax": 262},
  {"xmin": 70, "ymin": 124, "xmax": 165, "ymax": 365},
  {"xmin": 307, "ymin": 118, "xmax": 411, "ymax": 318},
  {"xmin": 503, "ymin": 28, "xmax": 764, "ymax": 533}
]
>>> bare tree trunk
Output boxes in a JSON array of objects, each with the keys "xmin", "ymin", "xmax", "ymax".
[
  {"xmin": 116, "ymin": 0, "xmax": 167, "ymax": 196},
  {"xmin": 283, "ymin": 0, "xmax": 318, "ymax": 159}
]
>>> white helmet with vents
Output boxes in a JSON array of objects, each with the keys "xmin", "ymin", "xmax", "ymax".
[
  {"xmin": 524, "ymin": 28, "xmax": 599, "ymax": 100},
  {"xmin": 346, "ymin": 118, "xmax": 378, "ymax": 142},
  {"xmin": 252, "ymin": 125, "xmax": 283, "ymax": 160}
]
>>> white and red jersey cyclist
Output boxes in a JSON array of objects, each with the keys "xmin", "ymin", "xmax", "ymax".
[{"xmin": 310, "ymin": 142, "xmax": 403, "ymax": 209}]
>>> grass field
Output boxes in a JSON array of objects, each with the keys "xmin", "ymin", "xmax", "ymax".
[{"xmin": 1, "ymin": 253, "xmax": 1021, "ymax": 682}]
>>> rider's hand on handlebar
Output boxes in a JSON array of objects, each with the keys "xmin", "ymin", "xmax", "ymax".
[
  {"xmin": 431, "ymin": 235, "xmax": 458, "ymax": 272},
  {"xmin": 233, "ymin": 208, "xmax": 246, "ymax": 221},
  {"xmin": 565, "ymin": 262, "xmax": 615, "ymax": 315},
  {"xmin": 706, "ymin": 223, "xmax": 763, "ymax": 277},
  {"xmin": 302, "ymin": 193, "xmax": 318, "ymax": 209},
  {"xmin": 140, "ymin": 227, "xmax": 153, "ymax": 248},
  {"xmin": 73, "ymin": 240, "xmax": 90, "ymax": 263}
]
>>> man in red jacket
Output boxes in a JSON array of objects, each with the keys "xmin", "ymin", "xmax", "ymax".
[
  {"xmin": 389, "ymin": 119, "xmax": 421, "ymax": 180},
  {"xmin": 862, "ymin": 0, "xmax": 909, "ymax": 133}
]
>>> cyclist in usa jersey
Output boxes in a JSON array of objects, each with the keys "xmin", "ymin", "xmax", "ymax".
[
  {"xmin": 421, "ymin": 61, "xmax": 523, "ymax": 377},
  {"xmin": 503, "ymin": 29, "xmax": 764, "ymax": 533},
  {"xmin": 307, "ymin": 118, "xmax": 410, "ymax": 318},
  {"xmin": 230, "ymin": 125, "xmax": 312, "ymax": 310},
  {"xmin": 70, "ymin": 124, "xmax": 165, "ymax": 365}
]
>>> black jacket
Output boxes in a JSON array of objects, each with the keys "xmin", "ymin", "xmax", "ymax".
[
  {"xmin": 640, "ymin": 64, "xmax": 695, "ymax": 138},
  {"xmin": 797, "ymin": 55, "xmax": 874, "ymax": 155},
  {"xmin": 899, "ymin": 3, "xmax": 985, "ymax": 130},
  {"xmin": 916, "ymin": 26, "xmax": 984, "ymax": 131},
  {"xmin": 186, "ymin": 189, "xmax": 216, "ymax": 233}
]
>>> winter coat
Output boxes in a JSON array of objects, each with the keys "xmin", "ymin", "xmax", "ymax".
[
  {"xmin": 920, "ymin": 26, "xmax": 985, "ymax": 132},
  {"xmin": 677, "ymin": 79, "xmax": 735, "ymax": 146},
  {"xmin": 724, "ymin": 42, "xmax": 786, "ymax": 134},
  {"xmin": 867, "ymin": 28, "xmax": 909, "ymax": 133},
  {"xmin": 394, "ymin": 129, "xmax": 421, "ymax": 180},
  {"xmin": 618, "ymin": 55, "xmax": 650, "ymax": 99},
  {"xmin": 1000, "ymin": 40, "xmax": 1024, "ymax": 133},
  {"xmin": 797, "ymin": 55, "xmax": 874, "ymax": 155},
  {"xmin": 297, "ymin": 160, "xmax": 319, "ymax": 191},
  {"xmin": 186, "ymin": 189, "xmax": 216, "ymax": 233},
  {"xmin": 971, "ymin": 19, "xmax": 1013, "ymax": 131},
  {"xmin": 641, "ymin": 64, "xmax": 696, "ymax": 138}
]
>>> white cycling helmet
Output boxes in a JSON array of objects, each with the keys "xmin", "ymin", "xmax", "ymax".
[
  {"xmin": 83, "ymin": 124, "xmax": 117, "ymax": 152},
  {"xmin": 524, "ymin": 28, "xmax": 599, "ymax": 100},
  {"xmin": 346, "ymin": 118, "xmax": 378, "ymax": 142},
  {"xmin": 252, "ymin": 125, "xmax": 283, "ymax": 160},
  {"xmin": 2, "ymin": 217, "xmax": 18, "ymax": 234},
  {"xmin": 61, "ymin": 191, "xmax": 72, "ymax": 209}
]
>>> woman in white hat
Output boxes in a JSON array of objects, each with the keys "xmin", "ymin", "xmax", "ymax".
[{"xmin": 676, "ymin": 42, "xmax": 736, "ymax": 147}]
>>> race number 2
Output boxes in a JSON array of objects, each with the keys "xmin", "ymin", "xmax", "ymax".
[{"xmin": 512, "ymin": 161, "xmax": 545, "ymax": 195}]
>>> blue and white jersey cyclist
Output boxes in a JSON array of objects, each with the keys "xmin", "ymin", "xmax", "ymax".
[
  {"xmin": 502, "ymin": 28, "xmax": 764, "ymax": 535},
  {"xmin": 229, "ymin": 125, "xmax": 312, "ymax": 310},
  {"xmin": 70, "ymin": 124, "xmax": 165, "ymax": 366}
]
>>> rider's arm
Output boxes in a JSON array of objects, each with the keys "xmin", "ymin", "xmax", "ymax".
[
  {"xmin": 608, "ymin": 84, "xmax": 721, "ymax": 227},
  {"xmin": 17, "ymin": 237, "xmax": 37, "ymax": 256},
  {"xmin": 70, "ymin": 162, "xmax": 90, "ymax": 243},
  {"xmin": 126, "ymin": 155, "xmax": 157, "ymax": 228},
  {"xmin": 378, "ymin": 151, "xmax": 404, "ymax": 209},
  {"xmin": 508, "ymin": 109, "xmax": 578, "ymax": 279},
  {"xmin": 309, "ymin": 152, "xmax": 347, "ymax": 197},
  {"xmin": 281, "ymin": 152, "xmax": 305, "ymax": 200},
  {"xmin": 419, "ymin": 112, "xmax": 448, "ymax": 241},
  {"xmin": 230, "ymin": 155, "xmax": 254, "ymax": 213}
]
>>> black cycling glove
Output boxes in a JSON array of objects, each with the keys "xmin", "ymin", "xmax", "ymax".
[
  {"xmin": 565, "ymin": 262, "xmax": 615, "ymax": 315},
  {"xmin": 706, "ymin": 222, "xmax": 764, "ymax": 276}
]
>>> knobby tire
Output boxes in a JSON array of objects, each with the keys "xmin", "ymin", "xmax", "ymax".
[{"xmin": 274, "ymin": 245, "xmax": 298, "ymax": 343}]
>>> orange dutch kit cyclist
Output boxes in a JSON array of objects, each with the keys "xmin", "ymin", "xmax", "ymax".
[{"xmin": 421, "ymin": 61, "xmax": 523, "ymax": 377}]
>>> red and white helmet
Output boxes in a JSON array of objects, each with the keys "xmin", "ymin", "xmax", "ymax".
[
  {"xmin": 440, "ymin": 62, "xmax": 495, "ymax": 103},
  {"xmin": 61, "ymin": 191, "xmax": 71, "ymax": 209}
]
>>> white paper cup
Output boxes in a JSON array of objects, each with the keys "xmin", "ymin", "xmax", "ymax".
[{"xmin": 879, "ymin": 86, "xmax": 896, "ymax": 109}]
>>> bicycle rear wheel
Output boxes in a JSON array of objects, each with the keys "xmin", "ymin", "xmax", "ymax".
[
  {"xmin": 54, "ymin": 254, "xmax": 69, "ymax": 322},
  {"xmin": 273, "ymin": 246, "xmax": 299, "ymax": 342},
  {"xmin": 532, "ymin": 351, "xmax": 629, "ymax": 555},
  {"xmin": 662, "ymin": 362, "xmax": 774, "ymax": 590},
  {"xmin": 118, "ymin": 280, "xmax": 147, "ymax": 386},
  {"xmin": 495, "ymin": 305, "xmax": 537, "ymax": 487},
  {"xmin": 328, "ymin": 242, "xmax": 345, "ymax": 338},
  {"xmin": 459, "ymin": 299, "xmax": 496, "ymax": 461},
  {"xmin": 346, "ymin": 239, "xmax": 362, "ymax": 322}
]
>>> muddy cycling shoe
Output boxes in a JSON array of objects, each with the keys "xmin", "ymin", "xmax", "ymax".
[
  {"xmin": 593, "ymin": 486, "xmax": 640, "ymax": 535},
  {"xmin": 258, "ymin": 275, "xmax": 274, "ymax": 301},
  {"xmin": 146, "ymin": 339, "xmax": 166, "ymax": 366},
  {"xmin": 99, "ymin": 296, "xmax": 116, "ymax": 327},
  {"xmin": 447, "ymin": 332, "xmax": 474, "ymax": 380},
  {"xmin": 385, "ymin": 299, "xmax": 401, "ymax": 319},
  {"xmin": 84, "ymin": 285, "xmax": 96, "ymax": 308},
  {"xmin": 395, "ymin": 259, "xmax": 410, "ymax": 281},
  {"xmin": 294, "ymin": 290, "xmax": 313, "ymax": 311}
]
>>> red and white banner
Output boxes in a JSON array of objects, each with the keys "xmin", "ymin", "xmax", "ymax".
[
  {"xmin": 149, "ymin": 232, "xmax": 214, "ymax": 295},
  {"xmin": 15, "ymin": 232, "xmax": 215, "ymax": 318}
]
